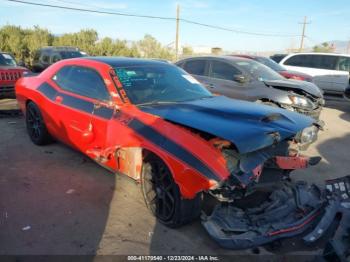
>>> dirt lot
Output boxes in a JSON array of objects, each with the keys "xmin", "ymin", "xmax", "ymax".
[{"xmin": 0, "ymin": 97, "xmax": 350, "ymax": 260}]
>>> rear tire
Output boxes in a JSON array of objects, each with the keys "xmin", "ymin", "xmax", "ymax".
[
  {"xmin": 141, "ymin": 155, "xmax": 201, "ymax": 228},
  {"xmin": 26, "ymin": 101, "xmax": 52, "ymax": 145}
]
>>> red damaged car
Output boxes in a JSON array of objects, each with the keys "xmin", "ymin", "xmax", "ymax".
[
  {"xmin": 16, "ymin": 57, "xmax": 334, "ymax": 248},
  {"xmin": 0, "ymin": 52, "xmax": 30, "ymax": 97}
]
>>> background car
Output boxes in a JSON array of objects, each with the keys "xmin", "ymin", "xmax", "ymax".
[
  {"xmin": 176, "ymin": 56, "xmax": 324, "ymax": 120},
  {"xmin": 0, "ymin": 52, "xmax": 30, "ymax": 98},
  {"xmin": 15, "ymin": 57, "xmax": 319, "ymax": 228},
  {"xmin": 231, "ymin": 54, "xmax": 313, "ymax": 82},
  {"xmin": 31, "ymin": 46, "xmax": 87, "ymax": 73},
  {"xmin": 270, "ymin": 53, "xmax": 287, "ymax": 63},
  {"xmin": 279, "ymin": 53, "xmax": 350, "ymax": 94}
]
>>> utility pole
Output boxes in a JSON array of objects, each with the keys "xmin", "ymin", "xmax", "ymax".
[
  {"xmin": 175, "ymin": 4, "xmax": 180, "ymax": 60},
  {"xmin": 299, "ymin": 16, "xmax": 310, "ymax": 52},
  {"xmin": 347, "ymin": 40, "xmax": 350, "ymax": 54}
]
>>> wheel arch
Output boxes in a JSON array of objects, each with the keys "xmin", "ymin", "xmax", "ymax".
[{"xmin": 115, "ymin": 146, "xmax": 212, "ymax": 199}]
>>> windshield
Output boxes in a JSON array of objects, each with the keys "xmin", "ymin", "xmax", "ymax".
[
  {"xmin": 114, "ymin": 64, "xmax": 212, "ymax": 105},
  {"xmin": 236, "ymin": 60, "xmax": 284, "ymax": 81},
  {"xmin": 0, "ymin": 53, "xmax": 17, "ymax": 66},
  {"xmin": 59, "ymin": 51, "xmax": 84, "ymax": 59},
  {"xmin": 255, "ymin": 57, "xmax": 285, "ymax": 72}
]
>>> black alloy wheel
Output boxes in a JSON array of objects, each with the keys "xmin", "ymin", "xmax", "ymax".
[
  {"xmin": 26, "ymin": 102, "xmax": 52, "ymax": 145},
  {"xmin": 141, "ymin": 155, "xmax": 201, "ymax": 227}
]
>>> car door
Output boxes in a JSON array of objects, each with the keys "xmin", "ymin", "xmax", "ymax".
[
  {"xmin": 206, "ymin": 60, "xmax": 250, "ymax": 100},
  {"xmin": 50, "ymin": 65, "xmax": 112, "ymax": 153}
]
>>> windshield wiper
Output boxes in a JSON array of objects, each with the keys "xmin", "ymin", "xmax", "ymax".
[{"xmin": 137, "ymin": 96, "xmax": 214, "ymax": 106}]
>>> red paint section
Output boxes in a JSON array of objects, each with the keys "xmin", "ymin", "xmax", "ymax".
[{"xmin": 275, "ymin": 155, "xmax": 310, "ymax": 169}]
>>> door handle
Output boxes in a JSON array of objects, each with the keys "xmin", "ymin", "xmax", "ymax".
[{"xmin": 55, "ymin": 95, "xmax": 63, "ymax": 104}]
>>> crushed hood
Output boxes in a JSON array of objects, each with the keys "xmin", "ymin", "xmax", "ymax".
[
  {"xmin": 263, "ymin": 79, "xmax": 323, "ymax": 98},
  {"xmin": 139, "ymin": 96, "xmax": 314, "ymax": 154}
]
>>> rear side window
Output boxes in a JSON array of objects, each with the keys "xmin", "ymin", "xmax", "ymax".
[
  {"xmin": 284, "ymin": 54, "xmax": 337, "ymax": 70},
  {"xmin": 52, "ymin": 66, "xmax": 111, "ymax": 101},
  {"xmin": 184, "ymin": 60, "xmax": 206, "ymax": 76},
  {"xmin": 51, "ymin": 53, "xmax": 62, "ymax": 63},
  {"xmin": 336, "ymin": 57, "xmax": 350, "ymax": 72},
  {"xmin": 210, "ymin": 61, "xmax": 241, "ymax": 81},
  {"xmin": 41, "ymin": 53, "xmax": 50, "ymax": 64}
]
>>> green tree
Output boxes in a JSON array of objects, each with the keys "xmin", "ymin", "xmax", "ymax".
[
  {"xmin": 136, "ymin": 34, "xmax": 174, "ymax": 60},
  {"xmin": 53, "ymin": 29, "xmax": 98, "ymax": 55},
  {"xmin": 182, "ymin": 46, "xmax": 193, "ymax": 56},
  {"xmin": 312, "ymin": 42, "xmax": 334, "ymax": 53},
  {"xmin": 0, "ymin": 25, "xmax": 174, "ymax": 65}
]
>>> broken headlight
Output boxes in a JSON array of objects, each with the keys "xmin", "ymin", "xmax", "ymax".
[
  {"xmin": 299, "ymin": 125, "xmax": 318, "ymax": 144},
  {"xmin": 288, "ymin": 95, "xmax": 315, "ymax": 109}
]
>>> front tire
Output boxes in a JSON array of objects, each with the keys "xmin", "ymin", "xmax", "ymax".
[
  {"xmin": 26, "ymin": 101, "xmax": 52, "ymax": 145},
  {"xmin": 141, "ymin": 155, "xmax": 201, "ymax": 227}
]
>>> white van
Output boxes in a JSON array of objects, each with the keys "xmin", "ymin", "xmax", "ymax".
[{"xmin": 279, "ymin": 53, "xmax": 350, "ymax": 94}]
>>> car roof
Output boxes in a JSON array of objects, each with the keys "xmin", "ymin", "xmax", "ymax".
[
  {"xmin": 230, "ymin": 54, "xmax": 257, "ymax": 59},
  {"xmin": 85, "ymin": 56, "xmax": 174, "ymax": 67},
  {"xmin": 177, "ymin": 55, "xmax": 251, "ymax": 63},
  {"xmin": 39, "ymin": 46, "xmax": 80, "ymax": 51},
  {"xmin": 287, "ymin": 52, "xmax": 350, "ymax": 57}
]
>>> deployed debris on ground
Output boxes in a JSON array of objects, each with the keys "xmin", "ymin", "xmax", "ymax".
[{"xmin": 202, "ymin": 176, "xmax": 350, "ymax": 261}]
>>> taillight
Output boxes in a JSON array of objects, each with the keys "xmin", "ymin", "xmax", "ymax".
[{"xmin": 289, "ymin": 75, "xmax": 305, "ymax": 81}]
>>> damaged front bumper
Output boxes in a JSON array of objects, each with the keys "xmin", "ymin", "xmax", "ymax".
[{"xmin": 202, "ymin": 176, "xmax": 350, "ymax": 261}]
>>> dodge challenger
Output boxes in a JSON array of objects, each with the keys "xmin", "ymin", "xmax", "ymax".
[{"xmin": 15, "ymin": 57, "xmax": 321, "ymax": 228}]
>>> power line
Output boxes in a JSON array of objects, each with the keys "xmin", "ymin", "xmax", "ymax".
[
  {"xmin": 5, "ymin": 0, "xmax": 300, "ymax": 38},
  {"xmin": 180, "ymin": 18, "xmax": 298, "ymax": 37}
]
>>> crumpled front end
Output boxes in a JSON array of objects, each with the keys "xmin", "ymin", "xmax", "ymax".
[{"xmin": 202, "ymin": 176, "xmax": 350, "ymax": 261}]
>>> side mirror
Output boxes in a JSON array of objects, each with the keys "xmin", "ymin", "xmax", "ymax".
[{"xmin": 233, "ymin": 74, "xmax": 247, "ymax": 83}]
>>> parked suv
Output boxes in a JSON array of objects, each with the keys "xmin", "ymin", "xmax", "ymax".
[
  {"xmin": 31, "ymin": 46, "xmax": 87, "ymax": 73},
  {"xmin": 0, "ymin": 52, "xmax": 30, "ymax": 97},
  {"xmin": 270, "ymin": 54, "xmax": 287, "ymax": 63},
  {"xmin": 176, "ymin": 56, "xmax": 324, "ymax": 120},
  {"xmin": 279, "ymin": 53, "xmax": 350, "ymax": 94}
]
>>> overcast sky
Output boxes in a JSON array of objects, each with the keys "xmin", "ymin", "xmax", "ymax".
[{"xmin": 1, "ymin": 0, "xmax": 349, "ymax": 52}]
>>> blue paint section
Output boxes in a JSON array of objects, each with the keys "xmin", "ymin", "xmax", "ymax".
[
  {"xmin": 128, "ymin": 118, "xmax": 220, "ymax": 181},
  {"xmin": 139, "ymin": 96, "xmax": 314, "ymax": 154}
]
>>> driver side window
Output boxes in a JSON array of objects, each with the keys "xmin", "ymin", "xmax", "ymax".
[
  {"xmin": 210, "ymin": 61, "xmax": 241, "ymax": 81},
  {"xmin": 52, "ymin": 65, "xmax": 111, "ymax": 101}
]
